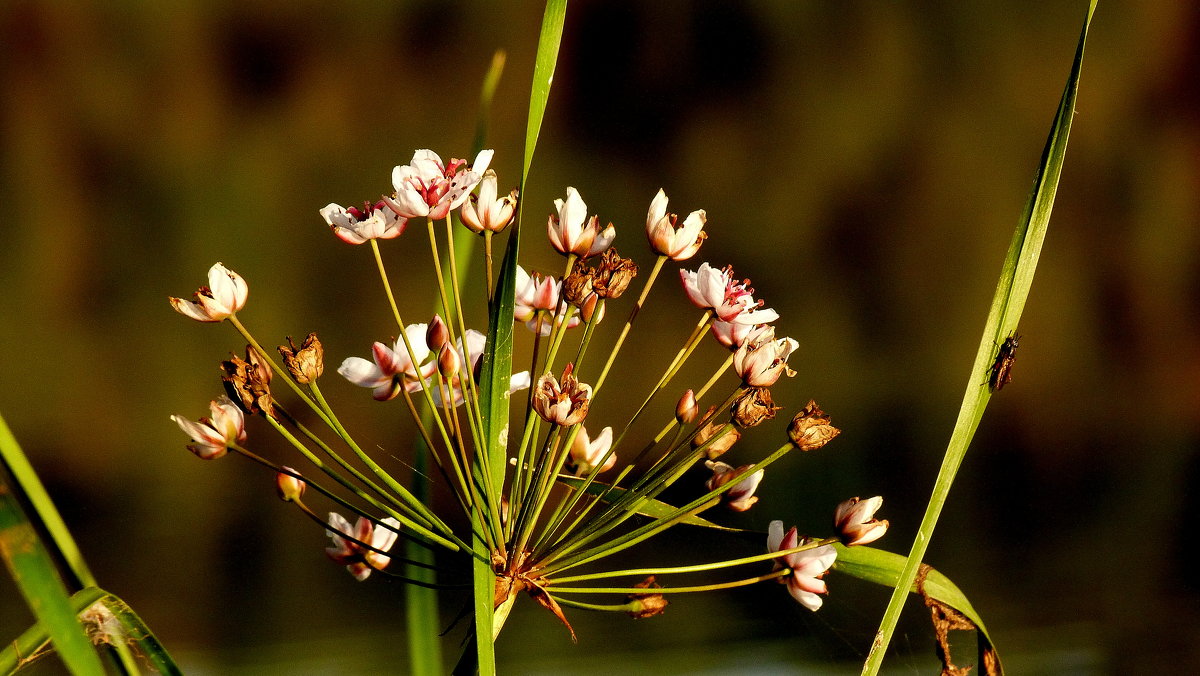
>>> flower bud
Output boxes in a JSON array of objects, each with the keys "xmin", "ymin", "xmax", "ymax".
[
  {"xmin": 731, "ymin": 387, "xmax": 780, "ymax": 428},
  {"xmin": 438, "ymin": 343, "xmax": 461, "ymax": 378},
  {"xmin": 626, "ymin": 576, "xmax": 669, "ymax": 619},
  {"xmin": 426, "ymin": 315, "xmax": 450, "ymax": 350},
  {"xmin": 221, "ymin": 347, "xmax": 274, "ymax": 416},
  {"xmin": 276, "ymin": 467, "xmax": 307, "ymax": 502},
  {"xmin": 593, "ymin": 248, "xmax": 638, "ymax": 299},
  {"xmin": 692, "ymin": 408, "xmax": 742, "ymax": 460},
  {"xmin": 834, "ymin": 496, "xmax": 888, "ymax": 546},
  {"xmin": 787, "ymin": 400, "xmax": 840, "ymax": 451},
  {"xmin": 278, "ymin": 332, "xmax": 324, "ymax": 384},
  {"xmin": 676, "ymin": 389, "xmax": 699, "ymax": 424}
]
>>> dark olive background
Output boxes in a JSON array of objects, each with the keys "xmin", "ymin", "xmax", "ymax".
[{"xmin": 2, "ymin": 1, "xmax": 1197, "ymax": 673}]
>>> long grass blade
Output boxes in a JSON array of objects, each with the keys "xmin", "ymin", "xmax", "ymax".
[{"xmin": 860, "ymin": 3, "xmax": 1098, "ymax": 674}]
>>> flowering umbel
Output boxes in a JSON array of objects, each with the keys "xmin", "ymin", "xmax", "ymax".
[
  {"xmin": 171, "ymin": 396, "xmax": 246, "ymax": 460},
  {"xmin": 169, "ymin": 263, "xmax": 248, "ymax": 322}
]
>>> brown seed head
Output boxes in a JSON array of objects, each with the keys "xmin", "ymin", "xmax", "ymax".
[
  {"xmin": 561, "ymin": 265, "xmax": 596, "ymax": 307},
  {"xmin": 626, "ymin": 576, "xmax": 669, "ymax": 619},
  {"xmin": 278, "ymin": 332, "xmax": 324, "ymax": 384},
  {"xmin": 593, "ymin": 248, "xmax": 638, "ymax": 299},
  {"xmin": 731, "ymin": 387, "xmax": 781, "ymax": 428},
  {"xmin": 221, "ymin": 346, "xmax": 274, "ymax": 416},
  {"xmin": 788, "ymin": 399, "xmax": 840, "ymax": 451}
]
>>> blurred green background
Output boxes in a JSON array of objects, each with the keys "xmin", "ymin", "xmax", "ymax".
[{"xmin": 2, "ymin": 0, "xmax": 1197, "ymax": 673}]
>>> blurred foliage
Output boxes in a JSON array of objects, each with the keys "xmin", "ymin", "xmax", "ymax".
[{"xmin": 2, "ymin": 0, "xmax": 1198, "ymax": 672}]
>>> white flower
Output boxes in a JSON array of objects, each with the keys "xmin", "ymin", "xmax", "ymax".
[
  {"xmin": 461, "ymin": 170, "xmax": 516, "ymax": 234},
  {"xmin": 767, "ymin": 521, "xmax": 837, "ymax": 611},
  {"xmin": 570, "ymin": 426, "xmax": 615, "ymax": 475},
  {"xmin": 171, "ymin": 395, "xmax": 246, "ymax": 460},
  {"xmin": 547, "ymin": 187, "xmax": 615, "ymax": 258},
  {"xmin": 679, "ymin": 263, "xmax": 778, "ymax": 325},
  {"xmin": 732, "ymin": 326, "xmax": 798, "ymax": 387},
  {"xmin": 387, "ymin": 149, "xmax": 493, "ymax": 220},
  {"xmin": 704, "ymin": 460, "xmax": 763, "ymax": 512},
  {"xmin": 833, "ymin": 496, "xmax": 889, "ymax": 546},
  {"xmin": 169, "ymin": 263, "xmax": 248, "ymax": 322},
  {"xmin": 338, "ymin": 323, "xmax": 436, "ymax": 401},
  {"xmin": 320, "ymin": 200, "xmax": 407, "ymax": 244},
  {"xmin": 710, "ymin": 320, "xmax": 759, "ymax": 350},
  {"xmin": 646, "ymin": 189, "xmax": 707, "ymax": 261},
  {"xmin": 325, "ymin": 512, "xmax": 401, "ymax": 581}
]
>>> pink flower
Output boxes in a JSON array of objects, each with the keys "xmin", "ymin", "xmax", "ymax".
[
  {"xmin": 570, "ymin": 425, "xmax": 615, "ymax": 475},
  {"xmin": 514, "ymin": 266, "xmax": 581, "ymax": 335},
  {"xmin": 387, "ymin": 149, "xmax": 493, "ymax": 220},
  {"xmin": 732, "ymin": 326, "xmax": 798, "ymax": 387},
  {"xmin": 833, "ymin": 496, "xmax": 889, "ymax": 546},
  {"xmin": 169, "ymin": 263, "xmax": 248, "ymax": 322},
  {"xmin": 646, "ymin": 189, "xmax": 707, "ymax": 261},
  {"xmin": 704, "ymin": 460, "xmax": 763, "ymax": 512},
  {"xmin": 679, "ymin": 263, "xmax": 778, "ymax": 325},
  {"xmin": 325, "ymin": 512, "xmax": 401, "ymax": 581},
  {"xmin": 547, "ymin": 187, "xmax": 615, "ymax": 258},
  {"xmin": 461, "ymin": 170, "xmax": 516, "ymax": 234},
  {"xmin": 320, "ymin": 200, "xmax": 407, "ymax": 244},
  {"xmin": 171, "ymin": 396, "xmax": 247, "ymax": 460},
  {"xmin": 767, "ymin": 521, "xmax": 837, "ymax": 611},
  {"xmin": 338, "ymin": 322, "xmax": 437, "ymax": 401},
  {"xmin": 710, "ymin": 320, "xmax": 761, "ymax": 350},
  {"xmin": 428, "ymin": 329, "xmax": 530, "ymax": 408}
]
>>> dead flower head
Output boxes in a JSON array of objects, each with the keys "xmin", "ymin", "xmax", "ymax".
[
  {"xmin": 626, "ymin": 576, "xmax": 669, "ymax": 619},
  {"xmin": 278, "ymin": 332, "xmax": 324, "ymax": 384},
  {"xmin": 692, "ymin": 407, "xmax": 742, "ymax": 460},
  {"xmin": 731, "ymin": 387, "xmax": 781, "ymax": 428},
  {"xmin": 221, "ymin": 346, "xmax": 274, "ymax": 416},
  {"xmin": 592, "ymin": 248, "xmax": 638, "ymax": 299},
  {"xmin": 787, "ymin": 400, "xmax": 840, "ymax": 451}
]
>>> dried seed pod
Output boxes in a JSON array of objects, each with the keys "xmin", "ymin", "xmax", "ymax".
[
  {"xmin": 787, "ymin": 400, "xmax": 839, "ymax": 451},
  {"xmin": 593, "ymin": 248, "xmax": 638, "ymax": 299},
  {"xmin": 626, "ymin": 576, "xmax": 669, "ymax": 619},
  {"xmin": 731, "ymin": 387, "xmax": 780, "ymax": 428},
  {"xmin": 278, "ymin": 332, "xmax": 324, "ymax": 384},
  {"xmin": 221, "ymin": 346, "xmax": 273, "ymax": 416}
]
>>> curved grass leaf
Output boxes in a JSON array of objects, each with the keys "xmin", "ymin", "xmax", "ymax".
[
  {"xmin": 554, "ymin": 476, "xmax": 741, "ymax": 531},
  {"xmin": 0, "ymin": 480, "xmax": 105, "ymax": 675},
  {"xmin": 0, "ymin": 586, "xmax": 181, "ymax": 676},
  {"xmin": 861, "ymin": 3, "xmax": 1098, "ymax": 674}
]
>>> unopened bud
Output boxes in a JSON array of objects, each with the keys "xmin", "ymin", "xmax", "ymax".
[
  {"xmin": 438, "ymin": 344, "xmax": 461, "ymax": 378},
  {"xmin": 626, "ymin": 576, "xmax": 669, "ymax": 619},
  {"xmin": 676, "ymin": 389, "xmax": 699, "ymax": 424},
  {"xmin": 593, "ymin": 248, "xmax": 638, "ymax": 299},
  {"xmin": 278, "ymin": 332, "xmax": 324, "ymax": 384},
  {"xmin": 426, "ymin": 316, "xmax": 450, "ymax": 350},
  {"xmin": 731, "ymin": 387, "xmax": 780, "ymax": 428},
  {"xmin": 788, "ymin": 400, "xmax": 840, "ymax": 451},
  {"xmin": 221, "ymin": 346, "xmax": 273, "ymax": 416},
  {"xmin": 275, "ymin": 467, "xmax": 306, "ymax": 502},
  {"xmin": 579, "ymin": 293, "xmax": 604, "ymax": 323}
]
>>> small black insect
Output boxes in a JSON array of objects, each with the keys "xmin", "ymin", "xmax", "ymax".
[{"xmin": 988, "ymin": 332, "xmax": 1020, "ymax": 391}]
